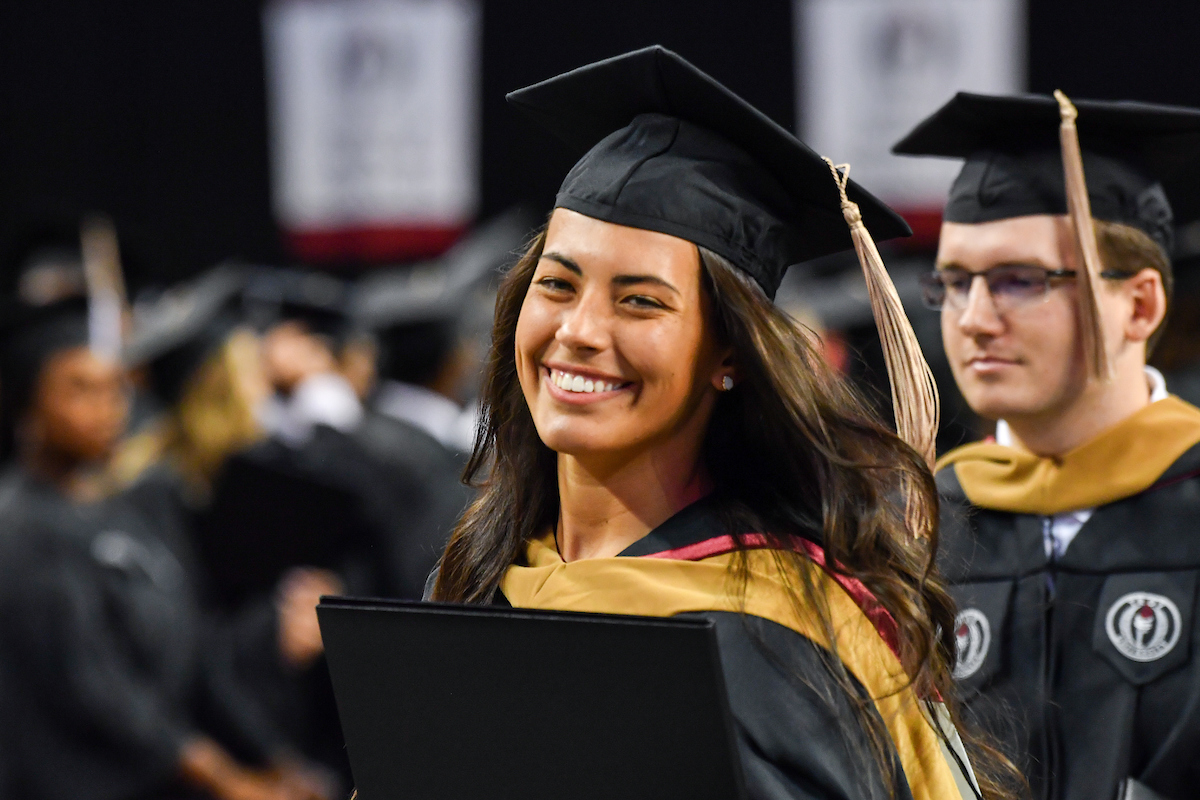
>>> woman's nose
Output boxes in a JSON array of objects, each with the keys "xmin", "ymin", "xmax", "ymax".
[{"xmin": 555, "ymin": 290, "xmax": 612, "ymax": 352}]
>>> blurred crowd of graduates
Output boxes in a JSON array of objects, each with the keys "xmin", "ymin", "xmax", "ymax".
[{"xmin": 0, "ymin": 210, "xmax": 531, "ymax": 800}]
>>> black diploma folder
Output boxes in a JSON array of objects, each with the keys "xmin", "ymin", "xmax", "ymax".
[{"xmin": 317, "ymin": 597, "xmax": 746, "ymax": 799}]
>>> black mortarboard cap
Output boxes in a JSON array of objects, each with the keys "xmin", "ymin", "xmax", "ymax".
[
  {"xmin": 243, "ymin": 267, "xmax": 350, "ymax": 341},
  {"xmin": 124, "ymin": 266, "xmax": 247, "ymax": 404},
  {"xmin": 352, "ymin": 209, "xmax": 533, "ymax": 385},
  {"xmin": 0, "ymin": 297, "xmax": 91, "ymax": 424},
  {"xmin": 893, "ymin": 92, "xmax": 1200, "ymax": 254},
  {"xmin": 351, "ymin": 208, "xmax": 533, "ymax": 332},
  {"xmin": 507, "ymin": 46, "xmax": 911, "ymax": 299}
]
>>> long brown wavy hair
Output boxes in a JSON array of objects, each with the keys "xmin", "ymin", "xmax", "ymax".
[{"xmin": 434, "ymin": 227, "xmax": 1022, "ymax": 800}]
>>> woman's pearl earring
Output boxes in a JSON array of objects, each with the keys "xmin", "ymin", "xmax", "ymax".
[{"xmin": 720, "ymin": 375, "xmax": 734, "ymax": 391}]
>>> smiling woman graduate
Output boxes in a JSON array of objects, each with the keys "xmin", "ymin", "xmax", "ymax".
[{"xmin": 428, "ymin": 47, "xmax": 1018, "ymax": 800}]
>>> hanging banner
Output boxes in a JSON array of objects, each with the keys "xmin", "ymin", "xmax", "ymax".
[
  {"xmin": 797, "ymin": 0, "xmax": 1024, "ymax": 243},
  {"xmin": 264, "ymin": 0, "xmax": 480, "ymax": 261}
]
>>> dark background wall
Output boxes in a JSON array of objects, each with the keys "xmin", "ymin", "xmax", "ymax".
[
  {"xmin": 0, "ymin": 1, "xmax": 277, "ymax": 292},
  {"xmin": 1, "ymin": 0, "xmax": 1197, "ymax": 292},
  {"xmin": 1027, "ymin": 1, "xmax": 1200, "ymax": 105}
]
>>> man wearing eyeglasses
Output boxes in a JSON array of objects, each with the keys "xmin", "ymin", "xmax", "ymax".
[{"xmin": 896, "ymin": 93, "xmax": 1200, "ymax": 800}]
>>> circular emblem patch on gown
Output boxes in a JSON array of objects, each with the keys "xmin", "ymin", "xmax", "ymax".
[
  {"xmin": 1105, "ymin": 592, "xmax": 1182, "ymax": 662},
  {"xmin": 952, "ymin": 608, "xmax": 991, "ymax": 679}
]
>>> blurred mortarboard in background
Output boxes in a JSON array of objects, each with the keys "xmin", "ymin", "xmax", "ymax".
[
  {"xmin": 15, "ymin": 245, "xmax": 87, "ymax": 307},
  {"xmin": 243, "ymin": 267, "xmax": 350, "ymax": 341},
  {"xmin": 351, "ymin": 208, "xmax": 533, "ymax": 386},
  {"xmin": 123, "ymin": 265, "xmax": 247, "ymax": 404},
  {"xmin": 351, "ymin": 208, "xmax": 533, "ymax": 332},
  {"xmin": 506, "ymin": 45, "xmax": 910, "ymax": 299},
  {"xmin": 3, "ymin": 215, "xmax": 128, "ymax": 366},
  {"xmin": 893, "ymin": 92, "xmax": 1200, "ymax": 254},
  {"xmin": 1, "ymin": 217, "xmax": 87, "ymax": 300}
]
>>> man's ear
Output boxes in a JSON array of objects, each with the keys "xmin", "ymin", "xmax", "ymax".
[{"xmin": 1123, "ymin": 267, "xmax": 1167, "ymax": 345}]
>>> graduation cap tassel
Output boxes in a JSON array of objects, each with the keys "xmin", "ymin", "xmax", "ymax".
[
  {"xmin": 823, "ymin": 159, "xmax": 940, "ymax": 536},
  {"xmin": 81, "ymin": 214, "xmax": 128, "ymax": 362},
  {"xmin": 1054, "ymin": 90, "xmax": 1113, "ymax": 382}
]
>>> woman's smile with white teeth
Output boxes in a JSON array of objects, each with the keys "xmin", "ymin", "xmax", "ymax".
[{"xmin": 548, "ymin": 368, "xmax": 624, "ymax": 394}]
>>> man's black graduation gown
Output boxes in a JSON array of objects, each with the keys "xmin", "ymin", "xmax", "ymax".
[
  {"xmin": 937, "ymin": 445, "xmax": 1200, "ymax": 800},
  {"xmin": 0, "ymin": 468, "xmax": 282, "ymax": 800}
]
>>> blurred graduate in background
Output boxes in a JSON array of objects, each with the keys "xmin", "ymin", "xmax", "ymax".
[
  {"xmin": 0, "ymin": 291, "xmax": 333, "ymax": 800},
  {"xmin": 0, "ymin": 205, "xmax": 528, "ymax": 796},
  {"xmin": 349, "ymin": 210, "xmax": 531, "ymax": 595},
  {"xmin": 116, "ymin": 265, "xmax": 361, "ymax": 784}
]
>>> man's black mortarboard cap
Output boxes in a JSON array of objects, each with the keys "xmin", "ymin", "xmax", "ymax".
[
  {"xmin": 124, "ymin": 266, "xmax": 247, "ymax": 404},
  {"xmin": 507, "ymin": 46, "xmax": 911, "ymax": 299},
  {"xmin": 893, "ymin": 92, "xmax": 1200, "ymax": 254}
]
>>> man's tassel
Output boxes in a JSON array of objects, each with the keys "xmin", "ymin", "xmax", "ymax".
[
  {"xmin": 823, "ymin": 159, "xmax": 940, "ymax": 537},
  {"xmin": 1054, "ymin": 90, "xmax": 1112, "ymax": 382}
]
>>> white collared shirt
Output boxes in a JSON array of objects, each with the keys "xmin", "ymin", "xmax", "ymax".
[
  {"xmin": 374, "ymin": 379, "xmax": 478, "ymax": 453},
  {"xmin": 259, "ymin": 372, "xmax": 364, "ymax": 448},
  {"xmin": 993, "ymin": 366, "xmax": 1169, "ymax": 560}
]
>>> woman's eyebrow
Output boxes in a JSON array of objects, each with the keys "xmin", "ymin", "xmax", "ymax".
[
  {"xmin": 611, "ymin": 274, "xmax": 679, "ymax": 295},
  {"xmin": 541, "ymin": 252, "xmax": 582, "ymax": 275},
  {"xmin": 541, "ymin": 252, "xmax": 679, "ymax": 295}
]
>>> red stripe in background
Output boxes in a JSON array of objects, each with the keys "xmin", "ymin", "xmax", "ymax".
[
  {"xmin": 895, "ymin": 208, "xmax": 943, "ymax": 251},
  {"xmin": 285, "ymin": 224, "xmax": 468, "ymax": 262},
  {"xmin": 642, "ymin": 534, "xmax": 902, "ymax": 662}
]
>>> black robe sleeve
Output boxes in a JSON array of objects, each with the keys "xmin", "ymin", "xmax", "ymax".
[
  {"xmin": 123, "ymin": 468, "xmax": 290, "ymax": 765},
  {"xmin": 682, "ymin": 612, "xmax": 913, "ymax": 800},
  {"xmin": 354, "ymin": 413, "xmax": 471, "ymax": 600},
  {"xmin": 192, "ymin": 602, "xmax": 293, "ymax": 764},
  {"xmin": 0, "ymin": 521, "xmax": 191, "ymax": 796},
  {"xmin": 0, "ymin": 658, "xmax": 13, "ymax": 800}
]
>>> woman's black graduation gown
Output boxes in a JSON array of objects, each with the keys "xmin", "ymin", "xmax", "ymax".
[
  {"xmin": 429, "ymin": 498, "xmax": 976, "ymax": 800},
  {"xmin": 0, "ymin": 468, "xmax": 283, "ymax": 800}
]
